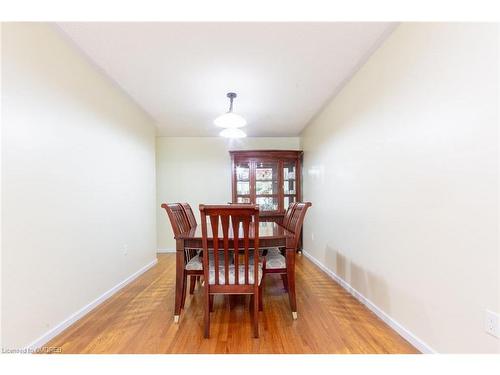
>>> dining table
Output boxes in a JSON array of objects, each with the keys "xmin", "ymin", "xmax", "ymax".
[{"xmin": 173, "ymin": 221, "xmax": 298, "ymax": 322}]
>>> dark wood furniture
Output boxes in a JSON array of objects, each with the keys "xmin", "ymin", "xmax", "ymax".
[
  {"xmin": 174, "ymin": 220, "xmax": 296, "ymax": 323},
  {"xmin": 263, "ymin": 202, "xmax": 312, "ymax": 315},
  {"xmin": 180, "ymin": 202, "xmax": 197, "ymax": 228},
  {"xmin": 230, "ymin": 150, "xmax": 303, "ymax": 225},
  {"xmin": 273, "ymin": 202, "xmax": 296, "ymax": 289},
  {"xmin": 180, "ymin": 202, "xmax": 201, "ymax": 294},
  {"xmin": 161, "ymin": 203, "xmax": 203, "ymax": 319},
  {"xmin": 282, "ymin": 202, "xmax": 296, "ymax": 229},
  {"xmin": 199, "ymin": 204, "xmax": 263, "ymax": 338}
]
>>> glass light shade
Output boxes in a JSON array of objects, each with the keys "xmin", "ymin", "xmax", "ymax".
[
  {"xmin": 219, "ymin": 128, "xmax": 247, "ymax": 138},
  {"xmin": 213, "ymin": 112, "xmax": 247, "ymax": 128}
]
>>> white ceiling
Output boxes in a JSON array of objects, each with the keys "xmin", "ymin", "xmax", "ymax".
[{"xmin": 57, "ymin": 22, "xmax": 395, "ymax": 137}]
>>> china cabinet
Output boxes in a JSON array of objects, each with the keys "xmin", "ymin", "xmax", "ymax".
[{"xmin": 229, "ymin": 150, "xmax": 303, "ymax": 224}]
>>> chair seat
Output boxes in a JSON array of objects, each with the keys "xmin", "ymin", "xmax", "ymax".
[
  {"xmin": 266, "ymin": 248, "xmax": 281, "ymax": 256},
  {"xmin": 185, "ymin": 255, "xmax": 203, "ymax": 271},
  {"xmin": 208, "ymin": 264, "xmax": 263, "ymax": 285},
  {"xmin": 185, "ymin": 252, "xmax": 227, "ymax": 271},
  {"xmin": 265, "ymin": 248, "xmax": 286, "ymax": 269},
  {"xmin": 187, "ymin": 248, "xmax": 278, "ymax": 273}
]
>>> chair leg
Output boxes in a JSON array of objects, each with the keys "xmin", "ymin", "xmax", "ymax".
[
  {"xmin": 204, "ymin": 291, "xmax": 210, "ymax": 339},
  {"xmin": 286, "ymin": 250, "xmax": 298, "ymax": 319},
  {"xmin": 281, "ymin": 274, "xmax": 288, "ymax": 291},
  {"xmin": 209, "ymin": 295, "xmax": 214, "ymax": 312},
  {"xmin": 181, "ymin": 273, "xmax": 188, "ymax": 309},
  {"xmin": 189, "ymin": 275, "xmax": 196, "ymax": 294},
  {"xmin": 174, "ymin": 246, "xmax": 185, "ymax": 322},
  {"xmin": 253, "ymin": 290, "xmax": 259, "ymax": 338},
  {"xmin": 259, "ymin": 283, "xmax": 264, "ymax": 311}
]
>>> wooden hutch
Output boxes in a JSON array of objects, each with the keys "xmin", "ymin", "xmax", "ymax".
[{"xmin": 229, "ymin": 150, "xmax": 303, "ymax": 224}]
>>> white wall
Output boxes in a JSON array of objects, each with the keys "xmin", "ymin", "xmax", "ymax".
[
  {"xmin": 1, "ymin": 23, "xmax": 157, "ymax": 349},
  {"xmin": 156, "ymin": 137, "xmax": 300, "ymax": 250},
  {"xmin": 301, "ymin": 23, "xmax": 499, "ymax": 353}
]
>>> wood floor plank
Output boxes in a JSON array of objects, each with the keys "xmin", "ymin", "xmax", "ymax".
[{"xmin": 46, "ymin": 253, "xmax": 418, "ymax": 354}]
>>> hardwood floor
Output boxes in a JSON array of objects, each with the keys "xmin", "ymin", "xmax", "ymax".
[{"xmin": 46, "ymin": 253, "xmax": 418, "ymax": 354}]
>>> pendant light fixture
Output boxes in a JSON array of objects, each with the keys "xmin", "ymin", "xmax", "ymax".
[
  {"xmin": 219, "ymin": 127, "xmax": 247, "ymax": 138},
  {"xmin": 214, "ymin": 92, "xmax": 247, "ymax": 129}
]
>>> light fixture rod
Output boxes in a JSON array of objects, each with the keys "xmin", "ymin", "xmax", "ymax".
[{"xmin": 227, "ymin": 92, "xmax": 237, "ymax": 112}]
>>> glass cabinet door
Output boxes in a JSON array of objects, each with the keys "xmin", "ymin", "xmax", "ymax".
[
  {"xmin": 283, "ymin": 161, "xmax": 297, "ymax": 209},
  {"xmin": 255, "ymin": 161, "xmax": 278, "ymax": 211},
  {"xmin": 235, "ymin": 161, "xmax": 251, "ymax": 203}
]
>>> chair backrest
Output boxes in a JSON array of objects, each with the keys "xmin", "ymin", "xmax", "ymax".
[
  {"xmin": 161, "ymin": 203, "xmax": 190, "ymax": 237},
  {"xmin": 282, "ymin": 202, "xmax": 297, "ymax": 230},
  {"xmin": 287, "ymin": 202, "xmax": 312, "ymax": 250},
  {"xmin": 161, "ymin": 203, "xmax": 196, "ymax": 264},
  {"xmin": 199, "ymin": 204, "xmax": 260, "ymax": 287},
  {"xmin": 180, "ymin": 203, "xmax": 197, "ymax": 228}
]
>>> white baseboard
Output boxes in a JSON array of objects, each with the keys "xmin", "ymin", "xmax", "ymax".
[
  {"xmin": 157, "ymin": 248, "xmax": 175, "ymax": 253},
  {"xmin": 302, "ymin": 250, "xmax": 436, "ymax": 354},
  {"xmin": 25, "ymin": 258, "xmax": 158, "ymax": 350}
]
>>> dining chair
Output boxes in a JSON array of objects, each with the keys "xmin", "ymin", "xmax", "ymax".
[
  {"xmin": 267, "ymin": 202, "xmax": 297, "ymax": 289},
  {"xmin": 180, "ymin": 202, "xmax": 201, "ymax": 294},
  {"xmin": 161, "ymin": 203, "xmax": 203, "ymax": 312},
  {"xmin": 262, "ymin": 202, "xmax": 311, "ymax": 312},
  {"xmin": 200, "ymin": 204, "xmax": 263, "ymax": 338}
]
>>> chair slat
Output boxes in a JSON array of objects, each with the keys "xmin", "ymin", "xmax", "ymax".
[
  {"xmin": 283, "ymin": 202, "xmax": 297, "ymax": 230},
  {"xmin": 242, "ymin": 216, "xmax": 250, "ymax": 284},
  {"xmin": 221, "ymin": 215, "xmax": 230, "ymax": 285},
  {"xmin": 181, "ymin": 203, "xmax": 197, "ymax": 228},
  {"xmin": 231, "ymin": 215, "xmax": 240, "ymax": 285},
  {"xmin": 210, "ymin": 214, "xmax": 220, "ymax": 285},
  {"xmin": 253, "ymin": 215, "xmax": 259, "ymax": 281}
]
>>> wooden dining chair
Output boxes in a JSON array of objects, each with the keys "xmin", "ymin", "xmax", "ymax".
[
  {"xmin": 179, "ymin": 202, "xmax": 202, "ymax": 294},
  {"xmin": 262, "ymin": 202, "xmax": 311, "ymax": 316},
  {"xmin": 264, "ymin": 202, "xmax": 297, "ymax": 290},
  {"xmin": 200, "ymin": 204, "xmax": 263, "ymax": 338},
  {"xmin": 161, "ymin": 203, "xmax": 203, "ymax": 314}
]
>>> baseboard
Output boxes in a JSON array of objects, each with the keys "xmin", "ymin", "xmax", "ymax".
[
  {"xmin": 302, "ymin": 250, "xmax": 436, "ymax": 354},
  {"xmin": 25, "ymin": 258, "xmax": 158, "ymax": 350},
  {"xmin": 157, "ymin": 248, "xmax": 175, "ymax": 253}
]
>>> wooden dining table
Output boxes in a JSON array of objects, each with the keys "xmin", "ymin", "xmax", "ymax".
[{"xmin": 173, "ymin": 221, "xmax": 298, "ymax": 322}]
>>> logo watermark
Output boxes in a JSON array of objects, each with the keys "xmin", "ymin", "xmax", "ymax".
[{"xmin": 2, "ymin": 346, "xmax": 62, "ymax": 354}]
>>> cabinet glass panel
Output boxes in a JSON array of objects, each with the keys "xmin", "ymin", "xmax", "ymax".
[
  {"xmin": 236, "ymin": 162, "xmax": 250, "ymax": 181},
  {"xmin": 256, "ymin": 162, "xmax": 278, "ymax": 181},
  {"xmin": 283, "ymin": 180, "xmax": 296, "ymax": 194},
  {"xmin": 256, "ymin": 180, "xmax": 278, "ymax": 195},
  {"xmin": 237, "ymin": 196, "xmax": 251, "ymax": 203},
  {"xmin": 283, "ymin": 162, "xmax": 296, "ymax": 195},
  {"xmin": 237, "ymin": 181, "xmax": 250, "ymax": 195},
  {"xmin": 284, "ymin": 195, "xmax": 296, "ymax": 208},
  {"xmin": 256, "ymin": 196, "xmax": 278, "ymax": 211},
  {"xmin": 255, "ymin": 162, "xmax": 278, "ymax": 210}
]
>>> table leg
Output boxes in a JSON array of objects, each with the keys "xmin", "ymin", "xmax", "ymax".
[
  {"xmin": 174, "ymin": 239, "xmax": 185, "ymax": 323},
  {"xmin": 285, "ymin": 246, "xmax": 297, "ymax": 319}
]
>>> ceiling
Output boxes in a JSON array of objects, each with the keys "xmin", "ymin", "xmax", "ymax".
[{"xmin": 57, "ymin": 22, "xmax": 395, "ymax": 137}]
